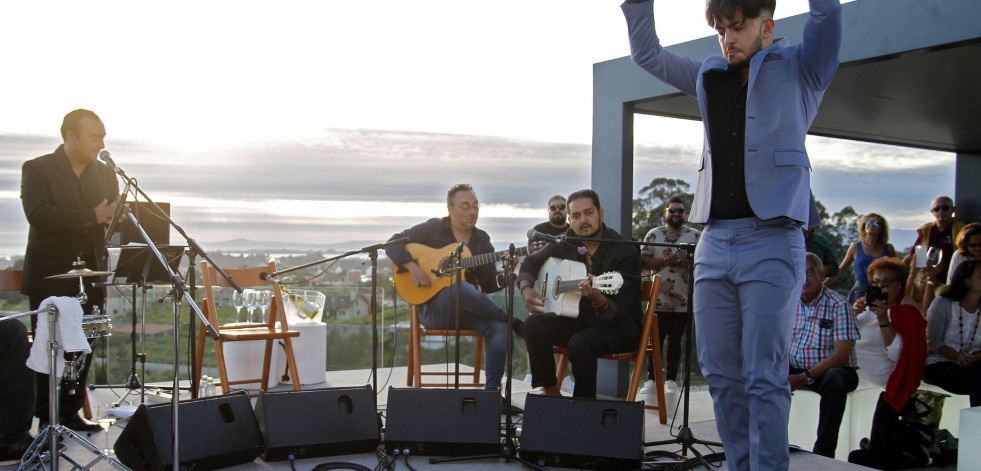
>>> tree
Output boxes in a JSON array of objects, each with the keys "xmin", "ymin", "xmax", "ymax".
[
  {"xmin": 819, "ymin": 204, "xmax": 861, "ymax": 293},
  {"xmin": 631, "ymin": 178, "xmax": 696, "ymax": 239}
]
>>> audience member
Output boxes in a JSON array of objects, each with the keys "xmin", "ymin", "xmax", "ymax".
[
  {"xmin": 528, "ymin": 195, "xmax": 569, "ymax": 254},
  {"xmin": 903, "ymin": 195, "xmax": 964, "ymax": 285},
  {"xmin": 849, "ymin": 257, "xmax": 928, "ymax": 469},
  {"xmin": 804, "ymin": 227, "xmax": 838, "ymax": 279},
  {"xmin": 639, "ymin": 196, "xmax": 700, "ymax": 395},
  {"xmin": 826, "ymin": 213, "xmax": 896, "ymax": 301},
  {"xmin": 947, "ymin": 222, "xmax": 981, "ymax": 285},
  {"xmin": 923, "ymin": 259, "xmax": 981, "ymax": 407},
  {"xmin": 789, "ymin": 253, "xmax": 860, "ymax": 458}
]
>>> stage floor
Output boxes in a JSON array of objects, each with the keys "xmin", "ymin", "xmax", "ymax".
[{"xmin": 2, "ymin": 365, "xmax": 953, "ymax": 471}]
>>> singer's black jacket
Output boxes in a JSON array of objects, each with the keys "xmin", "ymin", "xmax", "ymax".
[{"xmin": 20, "ymin": 144, "xmax": 119, "ymax": 298}]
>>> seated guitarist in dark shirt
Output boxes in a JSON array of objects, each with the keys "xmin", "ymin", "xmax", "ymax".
[
  {"xmin": 385, "ymin": 184, "xmax": 521, "ymax": 397},
  {"xmin": 518, "ymin": 189, "xmax": 642, "ymax": 398}
]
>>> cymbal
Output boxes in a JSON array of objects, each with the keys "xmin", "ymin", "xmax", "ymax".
[{"xmin": 46, "ymin": 269, "xmax": 114, "ymax": 280}]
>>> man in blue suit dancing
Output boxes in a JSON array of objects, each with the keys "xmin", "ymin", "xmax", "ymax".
[{"xmin": 622, "ymin": 0, "xmax": 842, "ymax": 469}]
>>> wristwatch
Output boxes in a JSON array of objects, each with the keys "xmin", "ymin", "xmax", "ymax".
[{"xmin": 803, "ymin": 370, "xmax": 815, "ymax": 385}]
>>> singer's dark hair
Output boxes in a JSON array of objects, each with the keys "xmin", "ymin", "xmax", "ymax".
[
  {"xmin": 706, "ymin": 0, "xmax": 775, "ymax": 26},
  {"xmin": 548, "ymin": 194, "xmax": 566, "ymax": 204},
  {"xmin": 666, "ymin": 196, "xmax": 685, "ymax": 207},
  {"xmin": 61, "ymin": 109, "xmax": 101, "ymax": 140},
  {"xmin": 567, "ymin": 189, "xmax": 601, "ymax": 211},
  {"xmin": 447, "ymin": 183, "xmax": 474, "ymax": 206}
]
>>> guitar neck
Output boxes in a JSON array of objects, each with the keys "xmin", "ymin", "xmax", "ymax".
[
  {"xmin": 554, "ymin": 278, "xmax": 588, "ymax": 295},
  {"xmin": 460, "ymin": 246, "xmax": 529, "ymax": 270}
]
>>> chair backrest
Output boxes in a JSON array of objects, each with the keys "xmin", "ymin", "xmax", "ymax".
[
  {"xmin": 199, "ymin": 261, "xmax": 289, "ymax": 331},
  {"xmin": 0, "ymin": 269, "xmax": 23, "ymax": 292},
  {"xmin": 638, "ymin": 276, "xmax": 663, "ymax": 348}
]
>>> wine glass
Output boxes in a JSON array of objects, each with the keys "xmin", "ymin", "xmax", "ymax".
[
  {"xmin": 305, "ymin": 295, "xmax": 323, "ymax": 321},
  {"xmin": 258, "ymin": 290, "xmax": 272, "ymax": 324},
  {"xmin": 244, "ymin": 289, "xmax": 259, "ymax": 324},
  {"xmin": 925, "ymin": 247, "xmax": 943, "ymax": 268},
  {"xmin": 96, "ymin": 401, "xmax": 117, "ymax": 455},
  {"xmin": 231, "ymin": 289, "xmax": 246, "ymax": 323}
]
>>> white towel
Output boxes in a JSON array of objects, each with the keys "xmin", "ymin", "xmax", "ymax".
[{"xmin": 26, "ymin": 296, "xmax": 91, "ymax": 377}]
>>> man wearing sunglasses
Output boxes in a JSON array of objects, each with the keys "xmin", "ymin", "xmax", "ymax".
[
  {"xmin": 639, "ymin": 197, "xmax": 700, "ymax": 395},
  {"xmin": 527, "ymin": 195, "xmax": 569, "ymax": 254},
  {"xmin": 903, "ymin": 195, "xmax": 964, "ymax": 284}
]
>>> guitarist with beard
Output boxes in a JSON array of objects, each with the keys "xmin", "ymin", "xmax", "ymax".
[
  {"xmin": 518, "ymin": 189, "xmax": 642, "ymax": 398},
  {"xmin": 385, "ymin": 184, "xmax": 522, "ymax": 411}
]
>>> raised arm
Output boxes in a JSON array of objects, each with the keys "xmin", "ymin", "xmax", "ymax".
[
  {"xmin": 621, "ymin": 0, "xmax": 702, "ymax": 97},
  {"xmin": 798, "ymin": 0, "xmax": 843, "ymax": 91}
]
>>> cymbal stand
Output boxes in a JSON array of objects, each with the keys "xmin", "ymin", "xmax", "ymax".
[{"xmin": 5, "ymin": 306, "xmax": 130, "ymax": 471}]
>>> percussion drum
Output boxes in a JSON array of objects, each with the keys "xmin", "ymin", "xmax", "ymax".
[{"xmin": 82, "ymin": 313, "xmax": 112, "ymax": 339}]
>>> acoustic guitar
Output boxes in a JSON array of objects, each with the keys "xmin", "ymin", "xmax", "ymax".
[
  {"xmin": 535, "ymin": 257, "xmax": 624, "ymax": 318},
  {"xmin": 393, "ymin": 242, "xmax": 534, "ymax": 305}
]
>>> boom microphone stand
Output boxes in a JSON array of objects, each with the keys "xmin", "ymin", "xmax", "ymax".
[
  {"xmin": 642, "ymin": 243, "xmax": 724, "ymax": 469},
  {"xmin": 267, "ymin": 237, "xmax": 409, "ymax": 395},
  {"xmin": 100, "ymin": 152, "xmax": 225, "ymax": 471},
  {"xmin": 429, "ymin": 243, "xmax": 544, "ymax": 470},
  {"xmin": 554, "ymin": 233, "xmax": 724, "ymax": 468}
]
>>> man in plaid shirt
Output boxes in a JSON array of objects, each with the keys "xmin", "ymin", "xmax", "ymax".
[{"xmin": 789, "ymin": 253, "xmax": 860, "ymax": 458}]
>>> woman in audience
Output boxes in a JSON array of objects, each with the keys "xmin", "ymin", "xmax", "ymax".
[
  {"xmin": 947, "ymin": 222, "xmax": 981, "ymax": 285},
  {"xmin": 851, "ymin": 257, "xmax": 927, "ymax": 463},
  {"xmin": 853, "ymin": 258, "xmax": 925, "ymax": 390},
  {"xmin": 826, "ymin": 213, "xmax": 897, "ymax": 301},
  {"xmin": 924, "ymin": 259, "xmax": 981, "ymax": 406}
]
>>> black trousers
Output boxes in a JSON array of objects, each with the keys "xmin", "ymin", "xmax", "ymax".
[
  {"xmin": 30, "ymin": 295, "xmax": 101, "ymax": 422},
  {"xmin": 646, "ymin": 310, "xmax": 687, "ymax": 382},
  {"xmin": 791, "ymin": 366, "xmax": 859, "ymax": 458},
  {"xmin": 524, "ymin": 313, "xmax": 639, "ymax": 398},
  {"xmin": 923, "ymin": 360, "xmax": 981, "ymax": 407},
  {"xmin": 0, "ymin": 320, "xmax": 35, "ymax": 434}
]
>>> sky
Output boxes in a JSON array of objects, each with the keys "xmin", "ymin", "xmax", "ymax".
[{"xmin": 0, "ymin": 0, "xmax": 954, "ymax": 258}]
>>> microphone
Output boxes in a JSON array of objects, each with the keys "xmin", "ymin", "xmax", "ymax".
[
  {"xmin": 527, "ymin": 229, "xmax": 563, "ymax": 244},
  {"xmin": 99, "ymin": 150, "xmax": 120, "ymax": 173},
  {"xmin": 259, "ymin": 272, "xmax": 281, "ymax": 284}
]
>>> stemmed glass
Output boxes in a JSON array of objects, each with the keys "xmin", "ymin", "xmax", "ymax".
[
  {"xmin": 925, "ymin": 247, "xmax": 943, "ymax": 268},
  {"xmin": 96, "ymin": 401, "xmax": 117, "ymax": 455},
  {"xmin": 303, "ymin": 294, "xmax": 323, "ymax": 321},
  {"xmin": 258, "ymin": 290, "xmax": 272, "ymax": 324},
  {"xmin": 231, "ymin": 289, "xmax": 246, "ymax": 323},
  {"xmin": 245, "ymin": 289, "xmax": 259, "ymax": 324}
]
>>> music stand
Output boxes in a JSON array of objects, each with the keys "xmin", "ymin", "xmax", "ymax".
[{"xmin": 109, "ymin": 245, "xmax": 186, "ymax": 404}]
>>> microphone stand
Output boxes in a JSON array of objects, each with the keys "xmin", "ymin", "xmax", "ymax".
[
  {"xmin": 103, "ymin": 160, "xmax": 237, "ymax": 392},
  {"xmin": 429, "ymin": 243, "xmax": 545, "ymax": 471},
  {"xmin": 105, "ymin": 160, "xmax": 223, "ymax": 471},
  {"xmin": 269, "ymin": 237, "xmax": 409, "ymax": 395},
  {"xmin": 554, "ymin": 233, "xmax": 724, "ymax": 468}
]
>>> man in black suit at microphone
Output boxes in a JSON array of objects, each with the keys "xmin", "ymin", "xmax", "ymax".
[
  {"xmin": 519, "ymin": 189, "xmax": 642, "ymax": 398},
  {"xmin": 20, "ymin": 109, "xmax": 119, "ymax": 432}
]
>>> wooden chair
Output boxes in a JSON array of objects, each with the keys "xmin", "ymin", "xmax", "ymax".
[
  {"xmin": 193, "ymin": 261, "xmax": 301, "ymax": 396},
  {"xmin": 0, "ymin": 269, "xmax": 94, "ymax": 419},
  {"xmin": 555, "ymin": 276, "xmax": 667, "ymax": 424},
  {"xmin": 406, "ymin": 304, "xmax": 485, "ymax": 388}
]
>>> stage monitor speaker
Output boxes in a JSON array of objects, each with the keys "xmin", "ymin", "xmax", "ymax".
[
  {"xmin": 519, "ymin": 394, "xmax": 644, "ymax": 470},
  {"xmin": 384, "ymin": 387, "xmax": 500, "ymax": 456},
  {"xmin": 254, "ymin": 385, "xmax": 380, "ymax": 461},
  {"xmin": 114, "ymin": 391, "xmax": 262, "ymax": 471}
]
